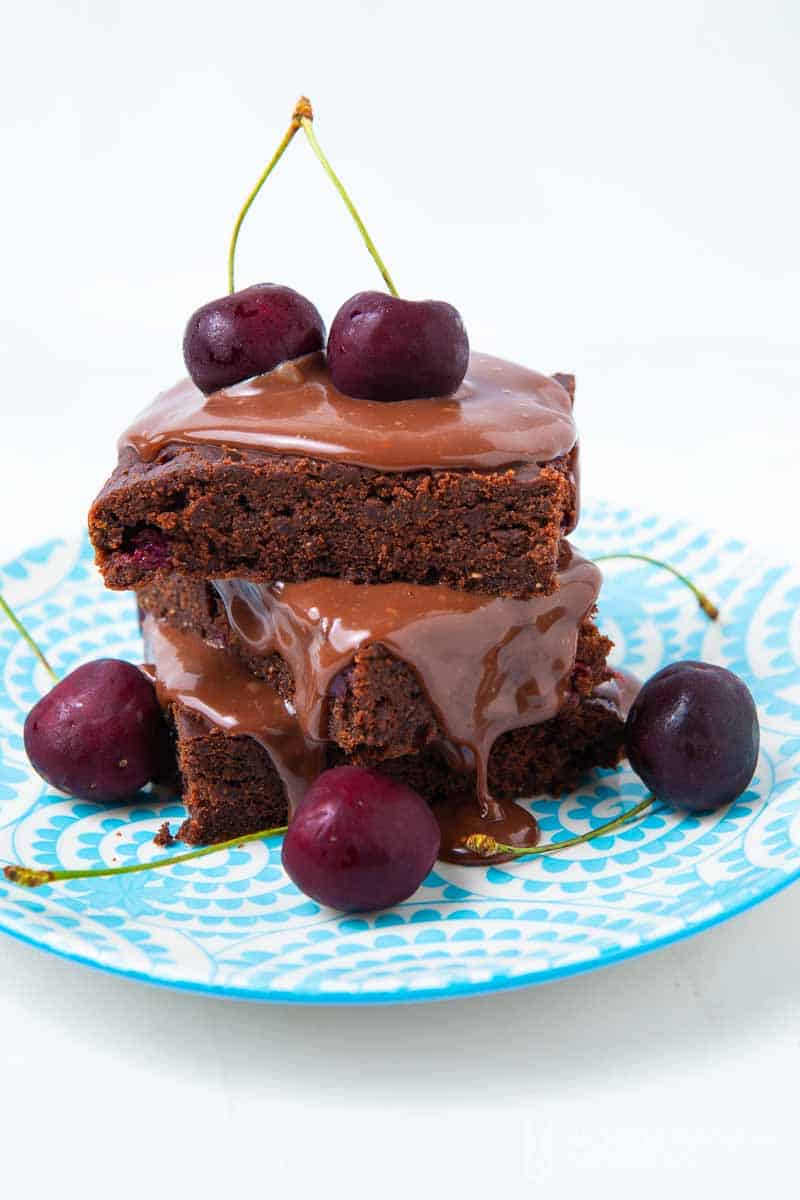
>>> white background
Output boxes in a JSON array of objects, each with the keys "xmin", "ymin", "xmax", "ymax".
[{"xmin": 1, "ymin": 1, "xmax": 799, "ymax": 1196}]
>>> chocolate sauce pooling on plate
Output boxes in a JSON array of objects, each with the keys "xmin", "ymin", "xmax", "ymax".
[
  {"xmin": 432, "ymin": 668, "xmax": 639, "ymax": 864},
  {"xmin": 122, "ymin": 351, "xmax": 577, "ymax": 473}
]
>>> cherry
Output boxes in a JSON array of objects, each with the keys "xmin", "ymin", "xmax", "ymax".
[
  {"xmin": 211, "ymin": 100, "xmax": 469, "ymax": 404},
  {"xmin": 625, "ymin": 661, "xmax": 759, "ymax": 812},
  {"xmin": 282, "ymin": 766, "xmax": 440, "ymax": 911},
  {"xmin": 296, "ymin": 105, "xmax": 469, "ymax": 401},
  {"xmin": 124, "ymin": 528, "xmax": 171, "ymax": 572},
  {"xmin": 183, "ymin": 283, "xmax": 325, "ymax": 395},
  {"xmin": 327, "ymin": 291, "xmax": 469, "ymax": 401},
  {"xmin": 24, "ymin": 659, "xmax": 172, "ymax": 802}
]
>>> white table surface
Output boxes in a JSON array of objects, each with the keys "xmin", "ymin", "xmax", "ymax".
[{"xmin": 1, "ymin": 2, "xmax": 799, "ymax": 1195}]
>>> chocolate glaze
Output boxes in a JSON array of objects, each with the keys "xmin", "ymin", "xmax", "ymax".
[
  {"xmin": 122, "ymin": 351, "xmax": 577, "ymax": 473},
  {"xmin": 142, "ymin": 614, "xmax": 323, "ymax": 813},
  {"xmin": 144, "ymin": 610, "xmax": 549, "ymax": 859},
  {"xmin": 433, "ymin": 668, "xmax": 638, "ymax": 864},
  {"xmin": 213, "ymin": 545, "xmax": 601, "ymax": 816},
  {"xmin": 142, "ymin": 579, "xmax": 631, "ymax": 863},
  {"xmin": 433, "ymin": 793, "xmax": 542, "ymax": 865}
]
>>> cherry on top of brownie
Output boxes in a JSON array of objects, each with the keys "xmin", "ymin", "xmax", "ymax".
[{"xmin": 88, "ymin": 89, "xmax": 581, "ymax": 600}]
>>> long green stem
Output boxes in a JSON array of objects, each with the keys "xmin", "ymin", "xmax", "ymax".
[
  {"xmin": 299, "ymin": 112, "xmax": 399, "ymax": 297},
  {"xmin": 4, "ymin": 825, "xmax": 289, "ymax": 888},
  {"xmin": 227, "ymin": 98, "xmax": 310, "ymax": 294},
  {"xmin": 0, "ymin": 593, "xmax": 58, "ymax": 684},
  {"xmin": 595, "ymin": 552, "xmax": 719, "ymax": 620},
  {"xmin": 5, "ymin": 798, "xmax": 660, "ymax": 887},
  {"xmin": 465, "ymin": 795, "xmax": 657, "ymax": 860}
]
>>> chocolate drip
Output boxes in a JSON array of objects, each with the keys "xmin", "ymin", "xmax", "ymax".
[
  {"xmin": 142, "ymin": 594, "xmax": 631, "ymax": 864},
  {"xmin": 433, "ymin": 794, "xmax": 542, "ymax": 864},
  {"xmin": 122, "ymin": 351, "xmax": 577, "ymax": 472},
  {"xmin": 433, "ymin": 667, "xmax": 638, "ymax": 862},
  {"xmin": 214, "ymin": 545, "xmax": 601, "ymax": 816},
  {"xmin": 143, "ymin": 614, "xmax": 323, "ymax": 813}
]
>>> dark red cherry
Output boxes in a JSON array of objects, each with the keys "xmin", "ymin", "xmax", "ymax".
[
  {"xmin": 282, "ymin": 766, "xmax": 440, "ymax": 912},
  {"xmin": 24, "ymin": 660, "xmax": 172, "ymax": 802},
  {"xmin": 183, "ymin": 283, "xmax": 325, "ymax": 394},
  {"xmin": 327, "ymin": 290, "xmax": 469, "ymax": 401},
  {"xmin": 625, "ymin": 661, "xmax": 759, "ymax": 812}
]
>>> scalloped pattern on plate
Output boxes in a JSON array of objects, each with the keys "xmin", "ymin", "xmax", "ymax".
[{"xmin": 0, "ymin": 506, "xmax": 798, "ymax": 1003}]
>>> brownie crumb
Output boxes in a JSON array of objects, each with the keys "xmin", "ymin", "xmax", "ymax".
[{"xmin": 154, "ymin": 821, "xmax": 177, "ymax": 847}]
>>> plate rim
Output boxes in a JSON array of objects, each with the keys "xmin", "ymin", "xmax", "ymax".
[{"xmin": 1, "ymin": 846, "xmax": 798, "ymax": 1006}]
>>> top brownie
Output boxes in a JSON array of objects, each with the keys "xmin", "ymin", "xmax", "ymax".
[{"xmin": 89, "ymin": 352, "xmax": 579, "ymax": 597}]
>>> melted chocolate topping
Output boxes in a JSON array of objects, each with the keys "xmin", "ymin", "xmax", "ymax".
[
  {"xmin": 213, "ymin": 544, "xmax": 601, "ymax": 815},
  {"xmin": 142, "ymin": 555, "xmax": 632, "ymax": 863},
  {"xmin": 432, "ymin": 793, "xmax": 543, "ymax": 865},
  {"xmin": 143, "ymin": 614, "xmax": 323, "ymax": 812},
  {"xmin": 122, "ymin": 351, "xmax": 577, "ymax": 472},
  {"xmin": 143, "ymin": 612, "xmax": 552, "ymax": 859}
]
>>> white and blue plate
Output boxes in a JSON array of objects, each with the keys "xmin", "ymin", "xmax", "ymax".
[{"xmin": 1, "ymin": 505, "xmax": 798, "ymax": 1004}]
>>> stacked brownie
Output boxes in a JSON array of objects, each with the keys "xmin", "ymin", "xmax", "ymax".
[{"xmin": 89, "ymin": 350, "xmax": 625, "ymax": 855}]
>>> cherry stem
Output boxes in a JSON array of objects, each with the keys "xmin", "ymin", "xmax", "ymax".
[
  {"xmin": 4, "ymin": 798, "xmax": 661, "ymax": 888},
  {"xmin": 594, "ymin": 552, "xmax": 719, "ymax": 620},
  {"xmin": 3, "ymin": 824, "xmax": 289, "ymax": 888},
  {"xmin": 298, "ymin": 107, "xmax": 399, "ymax": 298},
  {"xmin": 227, "ymin": 97, "xmax": 311, "ymax": 294},
  {"xmin": 0, "ymin": 592, "xmax": 58, "ymax": 685},
  {"xmin": 465, "ymin": 795, "xmax": 657, "ymax": 860}
]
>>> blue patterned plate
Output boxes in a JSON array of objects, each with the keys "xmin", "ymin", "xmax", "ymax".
[{"xmin": 1, "ymin": 505, "xmax": 798, "ymax": 1003}]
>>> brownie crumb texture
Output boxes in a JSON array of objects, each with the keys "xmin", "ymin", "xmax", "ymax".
[
  {"xmin": 154, "ymin": 821, "xmax": 177, "ymax": 848},
  {"xmin": 89, "ymin": 445, "xmax": 579, "ymax": 598}
]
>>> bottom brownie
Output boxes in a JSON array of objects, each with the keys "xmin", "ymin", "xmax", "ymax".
[
  {"xmin": 166, "ymin": 686, "xmax": 626, "ymax": 846},
  {"xmin": 171, "ymin": 707, "xmax": 291, "ymax": 844}
]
